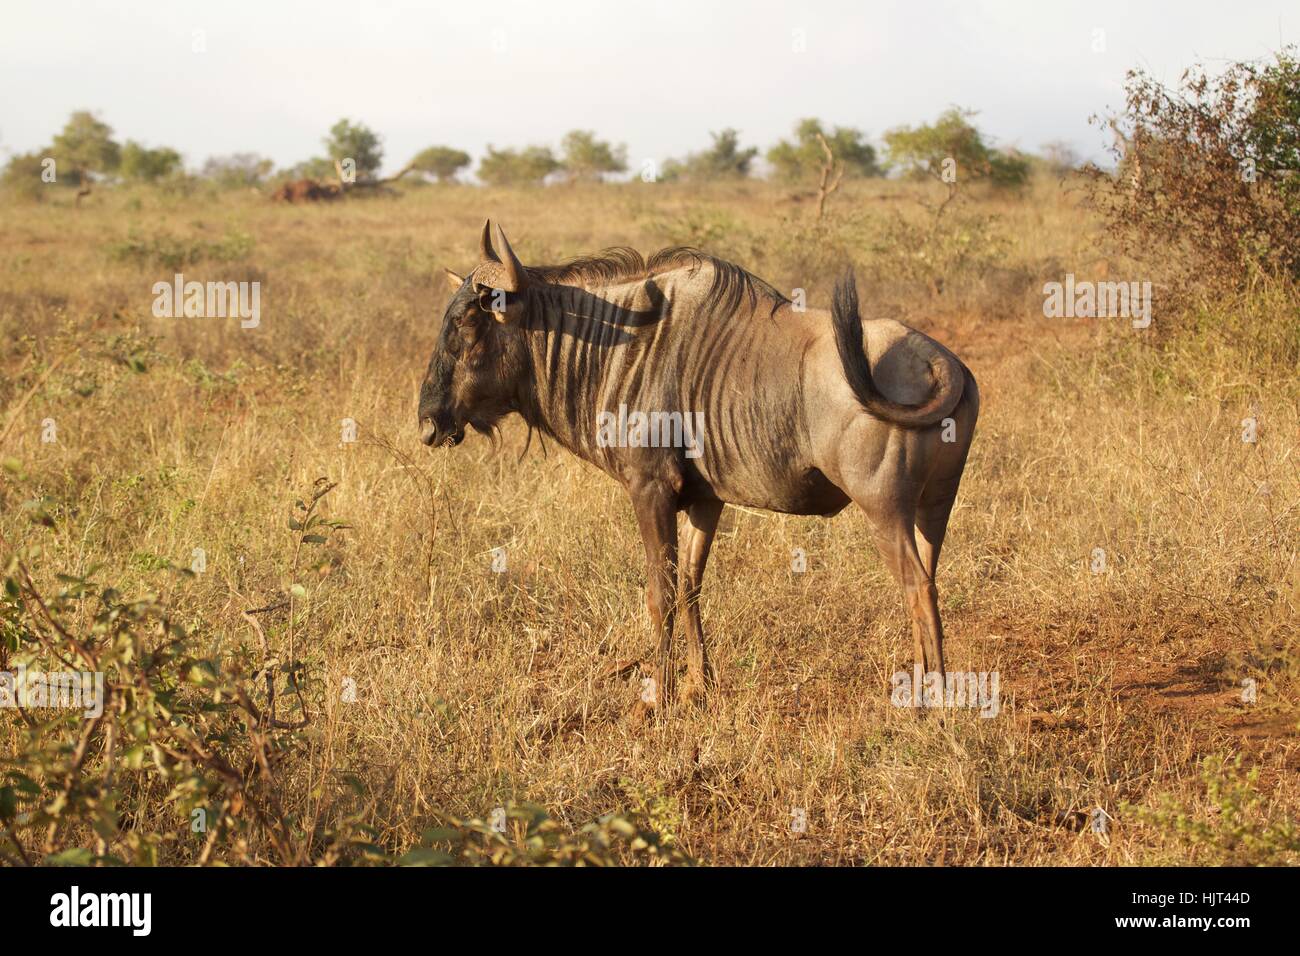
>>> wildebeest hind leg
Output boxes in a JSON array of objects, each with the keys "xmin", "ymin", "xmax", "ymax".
[
  {"xmin": 856, "ymin": 498, "xmax": 947, "ymax": 691},
  {"xmin": 915, "ymin": 473, "xmax": 961, "ymax": 581}
]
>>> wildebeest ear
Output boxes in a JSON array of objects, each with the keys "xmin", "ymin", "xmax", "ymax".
[{"xmin": 443, "ymin": 269, "xmax": 464, "ymax": 292}]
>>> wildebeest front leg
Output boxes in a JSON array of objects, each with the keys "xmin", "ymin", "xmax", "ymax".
[
  {"xmin": 629, "ymin": 480, "xmax": 679, "ymax": 716},
  {"xmin": 678, "ymin": 499, "xmax": 724, "ymax": 705}
]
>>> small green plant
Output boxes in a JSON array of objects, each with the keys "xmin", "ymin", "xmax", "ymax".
[
  {"xmin": 1127, "ymin": 754, "xmax": 1300, "ymax": 864},
  {"xmin": 399, "ymin": 802, "xmax": 693, "ymax": 866},
  {"xmin": 273, "ymin": 478, "xmax": 350, "ymax": 727},
  {"xmin": 618, "ymin": 778, "xmax": 683, "ymax": 850}
]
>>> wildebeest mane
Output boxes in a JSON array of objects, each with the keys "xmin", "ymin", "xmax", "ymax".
[{"xmin": 525, "ymin": 247, "xmax": 788, "ymax": 321}]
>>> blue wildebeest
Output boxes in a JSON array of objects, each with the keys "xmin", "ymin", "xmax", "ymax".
[{"xmin": 419, "ymin": 222, "xmax": 979, "ymax": 714}]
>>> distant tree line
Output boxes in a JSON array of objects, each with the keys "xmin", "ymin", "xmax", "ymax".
[{"xmin": 3, "ymin": 107, "xmax": 1063, "ymax": 201}]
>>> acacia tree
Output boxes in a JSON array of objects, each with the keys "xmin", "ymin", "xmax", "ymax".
[
  {"xmin": 323, "ymin": 119, "xmax": 383, "ymax": 181},
  {"xmin": 766, "ymin": 118, "xmax": 879, "ymax": 183},
  {"xmin": 559, "ymin": 130, "xmax": 626, "ymax": 182},
  {"xmin": 883, "ymin": 108, "xmax": 1029, "ymax": 189},
  {"xmin": 477, "ymin": 145, "xmax": 560, "ymax": 186},
  {"xmin": 50, "ymin": 111, "xmax": 120, "ymax": 203},
  {"xmin": 410, "ymin": 146, "xmax": 471, "ymax": 183}
]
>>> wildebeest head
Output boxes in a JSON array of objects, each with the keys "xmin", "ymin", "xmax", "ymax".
[{"xmin": 418, "ymin": 220, "xmax": 533, "ymax": 448}]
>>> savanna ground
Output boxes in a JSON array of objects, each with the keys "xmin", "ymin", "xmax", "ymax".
[{"xmin": 1, "ymin": 174, "xmax": 1297, "ymax": 865}]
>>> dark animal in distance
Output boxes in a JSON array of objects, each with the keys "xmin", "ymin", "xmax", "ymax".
[
  {"xmin": 269, "ymin": 178, "xmax": 341, "ymax": 203},
  {"xmin": 418, "ymin": 221, "xmax": 979, "ymax": 715}
]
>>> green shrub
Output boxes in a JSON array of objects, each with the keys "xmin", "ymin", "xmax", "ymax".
[
  {"xmin": 400, "ymin": 802, "xmax": 693, "ymax": 866},
  {"xmin": 1128, "ymin": 755, "xmax": 1300, "ymax": 865},
  {"xmin": 0, "ymin": 478, "xmax": 354, "ymax": 865}
]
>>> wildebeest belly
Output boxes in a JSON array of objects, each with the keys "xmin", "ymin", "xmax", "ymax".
[{"xmin": 683, "ymin": 459, "xmax": 850, "ymax": 516}]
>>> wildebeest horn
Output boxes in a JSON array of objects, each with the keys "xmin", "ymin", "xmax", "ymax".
[
  {"xmin": 495, "ymin": 225, "xmax": 526, "ymax": 292},
  {"xmin": 474, "ymin": 220, "xmax": 527, "ymax": 293},
  {"xmin": 478, "ymin": 219, "xmax": 500, "ymax": 264}
]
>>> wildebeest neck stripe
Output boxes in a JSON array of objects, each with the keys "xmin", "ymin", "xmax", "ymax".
[{"xmin": 512, "ymin": 251, "xmax": 786, "ymax": 463}]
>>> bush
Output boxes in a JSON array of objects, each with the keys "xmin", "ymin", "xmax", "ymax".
[
  {"xmin": 0, "ymin": 478, "xmax": 353, "ymax": 865},
  {"xmin": 1087, "ymin": 46, "xmax": 1300, "ymax": 288},
  {"xmin": 852, "ymin": 206, "xmax": 1011, "ymax": 298},
  {"xmin": 201, "ymin": 154, "xmax": 274, "ymax": 189},
  {"xmin": 401, "ymin": 802, "xmax": 693, "ymax": 866},
  {"xmin": 1, "ymin": 152, "xmax": 52, "ymax": 202},
  {"xmin": 660, "ymin": 129, "xmax": 758, "ymax": 182},
  {"xmin": 1129, "ymin": 755, "xmax": 1300, "ymax": 865},
  {"xmin": 119, "ymin": 141, "xmax": 183, "ymax": 183}
]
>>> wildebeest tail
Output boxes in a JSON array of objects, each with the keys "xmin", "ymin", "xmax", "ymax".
[{"xmin": 831, "ymin": 269, "xmax": 964, "ymax": 428}]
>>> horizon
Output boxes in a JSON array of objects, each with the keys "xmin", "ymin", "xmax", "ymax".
[{"xmin": 1, "ymin": 0, "xmax": 1294, "ymax": 178}]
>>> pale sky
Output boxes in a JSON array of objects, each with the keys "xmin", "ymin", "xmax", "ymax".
[{"xmin": 0, "ymin": 0, "xmax": 1293, "ymax": 176}]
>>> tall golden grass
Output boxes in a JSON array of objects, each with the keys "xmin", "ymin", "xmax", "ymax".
[{"xmin": 1, "ymin": 176, "xmax": 1296, "ymax": 865}]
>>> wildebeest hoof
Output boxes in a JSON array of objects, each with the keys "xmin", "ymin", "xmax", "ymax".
[
  {"xmin": 627, "ymin": 698, "xmax": 656, "ymax": 726},
  {"xmin": 679, "ymin": 680, "xmax": 708, "ymax": 710}
]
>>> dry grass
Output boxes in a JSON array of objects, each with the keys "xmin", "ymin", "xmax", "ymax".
[{"xmin": 1, "ymin": 177, "xmax": 1296, "ymax": 865}]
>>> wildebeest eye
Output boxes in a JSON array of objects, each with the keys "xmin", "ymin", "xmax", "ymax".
[
  {"xmin": 452, "ymin": 309, "xmax": 492, "ymax": 353},
  {"xmin": 459, "ymin": 301, "xmax": 490, "ymax": 326}
]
